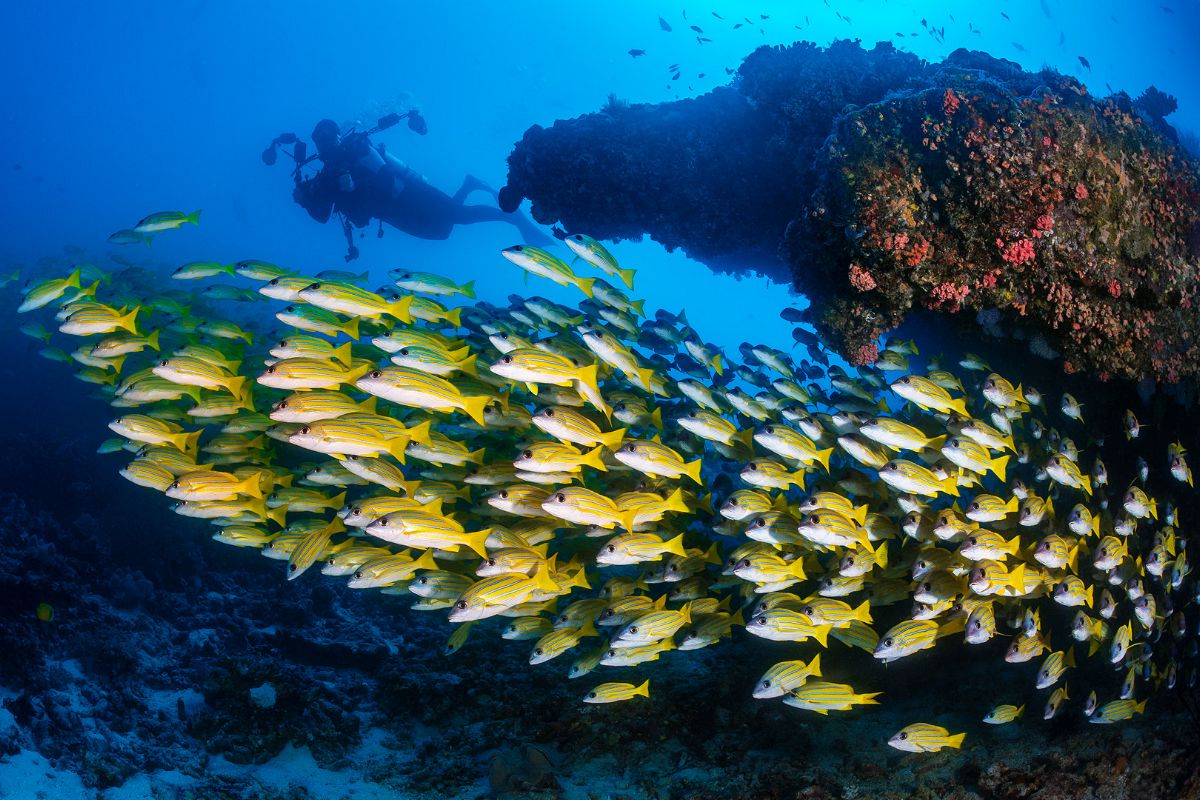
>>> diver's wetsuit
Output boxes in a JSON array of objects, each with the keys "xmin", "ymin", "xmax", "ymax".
[{"xmin": 293, "ymin": 122, "xmax": 550, "ymax": 245}]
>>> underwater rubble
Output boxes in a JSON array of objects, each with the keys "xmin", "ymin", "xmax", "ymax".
[{"xmin": 501, "ymin": 40, "xmax": 1200, "ymax": 382}]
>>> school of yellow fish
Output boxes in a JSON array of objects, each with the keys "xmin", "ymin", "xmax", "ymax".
[{"xmin": 15, "ymin": 215, "xmax": 1199, "ymax": 751}]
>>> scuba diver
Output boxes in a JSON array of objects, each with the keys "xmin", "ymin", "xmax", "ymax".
[{"xmin": 263, "ymin": 111, "xmax": 551, "ymax": 261}]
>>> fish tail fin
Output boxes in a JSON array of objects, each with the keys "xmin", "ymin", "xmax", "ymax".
[
  {"xmin": 665, "ymin": 487, "xmax": 689, "ymax": 514},
  {"xmin": 1005, "ymin": 563, "xmax": 1026, "ymax": 592},
  {"xmin": 599, "ymin": 427, "xmax": 626, "ymax": 450},
  {"xmin": 618, "ymin": 511, "xmax": 639, "ymax": 533},
  {"xmin": 873, "ymin": 541, "xmax": 889, "ymax": 569},
  {"xmin": 467, "ymin": 447, "xmax": 487, "ymax": 465},
  {"xmin": 459, "ymin": 280, "xmax": 476, "ymax": 299},
  {"xmin": 1135, "ymin": 699, "xmax": 1147, "ymax": 715},
  {"xmin": 342, "ymin": 316, "xmax": 360, "ymax": 341},
  {"xmin": 118, "ymin": 307, "xmax": 141, "ymax": 335},
  {"xmin": 385, "ymin": 435, "xmax": 410, "ymax": 464},
  {"xmin": 1068, "ymin": 544, "xmax": 1080, "ymax": 574},
  {"xmin": 345, "ymin": 364, "xmax": 372, "ymax": 385},
  {"xmin": 683, "ymin": 459, "xmax": 703, "ymax": 485},
  {"xmin": 443, "ymin": 307, "xmax": 463, "ymax": 328},
  {"xmin": 629, "ymin": 298, "xmax": 645, "ymax": 317},
  {"xmin": 925, "ymin": 434, "xmax": 948, "ymax": 452},
  {"xmin": 816, "ymin": 447, "xmax": 834, "ymax": 473},
  {"xmin": 237, "ymin": 473, "xmax": 265, "ymax": 500},
  {"xmin": 649, "ymin": 406, "xmax": 663, "ymax": 431},
  {"xmin": 328, "ymin": 491, "xmax": 347, "ymax": 510},
  {"xmin": 532, "ymin": 564, "xmax": 557, "ymax": 593},
  {"xmin": 991, "ymin": 454, "xmax": 1010, "ymax": 483},
  {"xmin": 1064, "ymin": 647, "xmax": 1077, "ymax": 668},
  {"xmin": 1090, "ymin": 515, "xmax": 1101, "ymax": 537},
  {"xmin": 224, "ymin": 374, "xmax": 246, "ymax": 399},
  {"xmin": 853, "ymin": 599, "xmax": 873, "ymax": 623},
  {"xmin": 947, "ymin": 733, "xmax": 966, "ymax": 749},
  {"xmin": 187, "ymin": 209, "xmax": 202, "ymax": 225},
  {"xmin": 949, "ymin": 397, "xmax": 968, "ymax": 417},
  {"xmin": 809, "ymin": 653, "xmax": 822, "ymax": 677},
  {"xmin": 461, "ymin": 395, "xmax": 490, "ymax": 427},
  {"xmin": 575, "ymin": 276, "xmax": 595, "ymax": 298},
  {"xmin": 1149, "ymin": 499, "xmax": 1158, "ymax": 520},
  {"xmin": 458, "ymin": 353, "xmax": 479, "ymax": 375},
  {"xmin": 941, "ymin": 475, "xmax": 959, "ymax": 497},
  {"xmin": 580, "ymin": 444, "xmax": 607, "ymax": 472},
  {"xmin": 174, "ymin": 429, "xmax": 202, "ymax": 455},
  {"xmin": 66, "ymin": 267, "xmax": 82, "ymax": 288},
  {"xmin": 266, "ymin": 505, "xmax": 287, "ymax": 527},
  {"xmin": 460, "ymin": 528, "xmax": 491, "ymax": 558},
  {"xmin": 634, "ymin": 366, "xmax": 656, "ymax": 392},
  {"xmin": 811, "ymin": 624, "xmax": 831, "ymax": 648},
  {"xmin": 387, "ymin": 295, "xmax": 414, "ymax": 324},
  {"xmin": 662, "ymin": 533, "xmax": 687, "ymax": 557},
  {"xmin": 634, "ymin": 679, "xmax": 650, "ymax": 697},
  {"xmin": 1087, "ymin": 639, "xmax": 1100, "ymax": 658},
  {"xmin": 358, "ymin": 395, "xmax": 378, "ymax": 415},
  {"xmin": 1085, "ymin": 584, "xmax": 1094, "ymax": 609},
  {"xmin": 618, "ymin": 268, "xmax": 637, "ymax": 290},
  {"xmin": 145, "ymin": 329, "xmax": 161, "ymax": 351},
  {"xmin": 575, "ymin": 363, "xmax": 602, "ymax": 400},
  {"xmin": 711, "ymin": 353, "xmax": 724, "ymax": 376},
  {"xmin": 859, "ymin": 691, "xmax": 882, "ymax": 705},
  {"xmin": 790, "ymin": 468, "xmax": 807, "ymax": 492},
  {"xmin": 412, "ymin": 549, "xmax": 438, "ymax": 571},
  {"xmin": 331, "ymin": 342, "xmax": 353, "ymax": 368}
]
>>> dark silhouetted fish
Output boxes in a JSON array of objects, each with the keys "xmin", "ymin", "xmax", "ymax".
[
  {"xmin": 1078, "ymin": 56, "xmax": 1091, "ymax": 70},
  {"xmin": 628, "ymin": 49, "xmax": 646, "ymax": 58}
]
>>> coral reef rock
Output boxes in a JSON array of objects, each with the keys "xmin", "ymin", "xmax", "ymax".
[{"xmin": 502, "ymin": 40, "xmax": 1200, "ymax": 382}]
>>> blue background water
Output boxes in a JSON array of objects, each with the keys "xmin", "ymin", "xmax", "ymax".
[{"xmin": 4, "ymin": 0, "xmax": 1197, "ymax": 353}]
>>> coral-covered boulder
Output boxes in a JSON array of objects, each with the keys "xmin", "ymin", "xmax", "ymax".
[{"xmin": 502, "ymin": 40, "xmax": 1200, "ymax": 382}]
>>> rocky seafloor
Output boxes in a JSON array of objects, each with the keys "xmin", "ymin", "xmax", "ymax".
[{"xmin": 1, "ymin": 340, "xmax": 1199, "ymax": 800}]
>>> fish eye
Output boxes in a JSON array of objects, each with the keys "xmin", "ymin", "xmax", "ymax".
[
  {"xmin": 169, "ymin": 481, "xmax": 179, "ymax": 489},
  {"xmin": 746, "ymin": 463, "xmax": 756, "ymax": 471},
  {"xmin": 544, "ymin": 409, "xmax": 555, "ymax": 417},
  {"xmin": 753, "ymin": 518, "xmax": 766, "ymax": 528},
  {"xmin": 398, "ymin": 348, "xmax": 409, "ymax": 356},
  {"xmin": 418, "ymin": 577, "xmax": 428, "ymax": 584},
  {"xmin": 922, "ymin": 582, "xmax": 931, "ymax": 592},
  {"xmin": 765, "ymin": 426, "xmax": 774, "ymax": 434},
  {"xmin": 502, "ymin": 355, "xmax": 513, "ymax": 364},
  {"xmin": 353, "ymin": 570, "xmax": 363, "ymax": 579},
  {"xmin": 369, "ymin": 370, "xmax": 382, "ymax": 379},
  {"xmin": 606, "ymin": 544, "xmax": 616, "ymax": 553},
  {"xmin": 377, "ymin": 517, "xmax": 389, "ymax": 526},
  {"xmin": 738, "ymin": 559, "xmax": 751, "ymax": 569},
  {"xmin": 277, "ymin": 401, "xmax": 288, "ymax": 409},
  {"xmin": 629, "ymin": 626, "xmax": 638, "ymax": 634},
  {"xmin": 728, "ymin": 499, "xmax": 739, "ymax": 507},
  {"xmin": 512, "ymin": 245, "xmax": 524, "ymax": 252},
  {"xmin": 555, "ymin": 493, "xmax": 566, "ymax": 502},
  {"xmin": 266, "ymin": 366, "xmax": 276, "ymax": 373},
  {"xmin": 899, "ymin": 733, "xmax": 908, "ymax": 741},
  {"xmin": 1040, "ymin": 670, "xmax": 1049, "ymax": 679},
  {"xmin": 499, "ymin": 490, "xmax": 509, "ymax": 499},
  {"xmin": 966, "ymin": 537, "xmax": 976, "ymax": 546},
  {"xmin": 534, "ymin": 648, "xmax": 543, "ymax": 656},
  {"xmin": 456, "ymin": 600, "xmax": 467, "ymax": 609},
  {"xmin": 306, "ymin": 282, "xmax": 321, "ymax": 290},
  {"xmin": 299, "ymin": 426, "xmax": 310, "ymax": 434},
  {"xmin": 627, "ymin": 444, "xmax": 637, "ymax": 453},
  {"xmin": 883, "ymin": 637, "xmax": 893, "ymax": 647},
  {"xmin": 522, "ymin": 450, "xmax": 533, "ymax": 460},
  {"xmin": 687, "ymin": 411, "xmax": 697, "ymax": 418}
]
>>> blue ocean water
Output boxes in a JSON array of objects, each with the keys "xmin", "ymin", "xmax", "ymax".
[{"xmin": 2, "ymin": 2, "xmax": 1200, "ymax": 798}]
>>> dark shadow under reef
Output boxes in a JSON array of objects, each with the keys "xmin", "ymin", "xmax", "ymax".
[{"xmin": 501, "ymin": 40, "xmax": 1200, "ymax": 383}]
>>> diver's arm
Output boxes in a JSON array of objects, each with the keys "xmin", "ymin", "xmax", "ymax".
[{"xmin": 293, "ymin": 176, "xmax": 334, "ymax": 223}]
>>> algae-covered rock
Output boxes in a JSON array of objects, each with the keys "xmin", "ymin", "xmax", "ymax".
[{"xmin": 502, "ymin": 40, "xmax": 1200, "ymax": 382}]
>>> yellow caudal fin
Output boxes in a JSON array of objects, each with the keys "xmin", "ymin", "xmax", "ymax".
[
  {"xmin": 458, "ymin": 354, "xmax": 479, "ymax": 375},
  {"xmin": 186, "ymin": 209, "xmax": 202, "ymax": 225},
  {"xmin": 570, "ymin": 567, "xmax": 590, "ymax": 590},
  {"xmin": 387, "ymin": 295, "xmax": 414, "ymax": 324},
  {"xmin": 342, "ymin": 316, "xmax": 360, "ymax": 341},
  {"xmin": 1134, "ymin": 699, "xmax": 1147, "ymax": 715},
  {"xmin": 458, "ymin": 279, "xmax": 476, "ymax": 299},
  {"xmin": 873, "ymin": 541, "xmax": 889, "ymax": 569},
  {"xmin": 815, "ymin": 447, "xmax": 834, "ymax": 473},
  {"xmin": 710, "ymin": 352, "xmax": 724, "ymax": 376},
  {"xmin": 411, "ymin": 549, "xmax": 438, "ymax": 571},
  {"xmin": 460, "ymin": 395, "xmax": 490, "ymax": 427},
  {"xmin": 574, "ymin": 363, "xmax": 601, "ymax": 400},
  {"xmin": 629, "ymin": 298, "xmax": 645, "ymax": 318},
  {"xmin": 598, "ymin": 427, "xmax": 626, "ymax": 450},
  {"xmin": 649, "ymin": 406, "xmax": 663, "ymax": 430},
  {"xmin": 1005, "ymin": 563, "xmax": 1026, "ymax": 592},
  {"xmin": 633, "ymin": 679, "xmax": 650, "ymax": 697},
  {"xmin": 662, "ymin": 532, "xmax": 687, "ymax": 557},
  {"xmin": 237, "ymin": 473, "xmax": 265, "ymax": 500},
  {"xmin": 327, "ymin": 491, "xmax": 347, "ymax": 510},
  {"xmin": 345, "ymin": 364, "xmax": 372, "ymax": 384},
  {"xmin": 683, "ymin": 458, "xmax": 703, "ymax": 486},
  {"xmin": 664, "ymin": 487, "xmax": 690, "ymax": 514},
  {"xmin": 575, "ymin": 276, "xmax": 596, "ymax": 298},
  {"xmin": 1084, "ymin": 584, "xmax": 1094, "ymax": 608},
  {"xmin": 143, "ymin": 329, "xmax": 161, "ymax": 351},
  {"xmin": 118, "ymin": 307, "xmax": 140, "ymax": 335},
  {"xmin": 946, "ymin": 733, "xmax": 966, "ymax": 749},
  {"xmin": 991, "ymin": 454, "xmax": 1010, "ymax": 483},
  {"xmin": 385, "ymin": 434, "xmax": 410, "ymax": 463},
  {"xmin": 941, "ymin": 475, "xmax": 959, "ymax": 497},
  {"xmin": 224, "ymin": 375, "xmax": 246, "ymax": 399},
  {"xmin": 809, "ymin": 653, "xmax": 823, "ymax": 678},
  {"xmin": 579, "ymin": 445, "xmax": 607, "ymax": 472},
  {"xmin": 635, "ymin": 367, "xmax": 655, "ymax": 392},
  {"xmin": 467, "ymin": 447, "xmax": 487, "ymax": 465},
  {"xmin": 1087, "ymin": 639, "xmax": 1100, "ymax": 658},
  {"xmin": 359, "ymin": 395, "xmax": 378, "ymax": 415},
  {"xmin": 532, "ymin": 564, "xmax": 558, "ymax": 593},
  {"xmin": 331, "ymin": 342, "xmax": 353, "ymax": 367},
  {"xmin": 405, "ymin": 420, "xmax": 433, "ymax": 446},
  {"xmin": 924, "ymin": 434, "xmax": 948, "ymax": 452},
  {"xmin": 618, "ymin": 511, "xmax": 640, "ymax": 533},
  {"xmin": 949, "ymin": 397, "xmax": 968, "ymax": 417},
  {"xmin": 1064, "ymin": 647, "xmax": 1077, "ymax": 668},
  {"xmin": 1148, "ymin": 499, "xmax": 1158, "ymax": 520},
  {"xmin": 65, "ymin": 267, "xmax": 82, "ymax": 289},
  {"xmin": 1014, "ymin": 704, "xmax": 1025, "ymax": 719},
  {"xmin": 266, "ymin": 505, "xmax": 287, "ymax": 527},
  {"xmin": 852, "ymin": 599, "xmax": 873, "ymax": 623},
  {"xmin": 459, "ymin": 528, "xmax": 491, "ymax": 558},
  {"xmin": 616, "ymin": 267, "xmax": 636, "ymax": 290},
  {"xmin": 172, "ymin": 429, "xmax": 202, "ymax": 454},
  {"xmin": 443, "ymin": 307, "xmax": 463, "ymax": 328},
  {"xmin": 790, "ymin": 468, "xmax": 807, "ymax": 492},
  {"xmin": 1005, "ymin": 496, "xmax": 1020, "ymax": 514}
]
